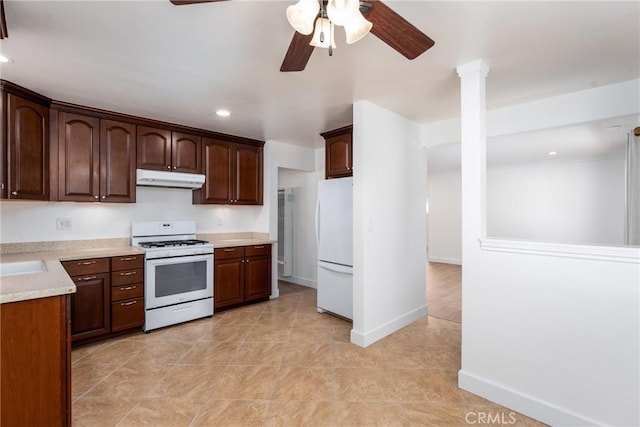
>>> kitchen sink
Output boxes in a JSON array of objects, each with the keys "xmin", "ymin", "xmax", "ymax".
[{"xmin": 0, "ymin": 260, "xmax": 46, "ymax": 277}]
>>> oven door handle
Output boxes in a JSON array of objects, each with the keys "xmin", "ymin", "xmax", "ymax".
[{"xmin": 145, "ymin": 253, "xmax": 213, "ymax": 267}]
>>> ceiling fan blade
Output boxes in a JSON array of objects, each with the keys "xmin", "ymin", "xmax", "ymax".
[
  {"xmin": 366, "ymin": 0, "xmax": 434, "ymax": 60},
  {"xmin": 169, "ymin": 0, "xmax": 229, "ymax": 5},
  {"xmin": 280, "ymin": 32, "xmax": 315, "ymax": 72},
  {"xmin": 1, "ymin": 0, "xmax": 8, "ymax": 39}
]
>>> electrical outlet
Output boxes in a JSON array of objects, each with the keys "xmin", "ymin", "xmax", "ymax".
[{"xmin": 56, "ymin": 217, "xmax": 72, "ymax": 230}]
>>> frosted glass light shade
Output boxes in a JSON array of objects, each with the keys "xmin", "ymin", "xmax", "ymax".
[
  {"xmin": 326, "ymin": 0, "xmax": 359, "ymax": 26},
  {"xmin": 286, "ymin": 0, "xmax": 320, "ymax": 35},
  {"xmin": 344, "ymin": 12, "xmax": 372, "ymax": 44},
  {"xmin": 310, "ymin": 18, "xmax": 336, "ymax": 49}
]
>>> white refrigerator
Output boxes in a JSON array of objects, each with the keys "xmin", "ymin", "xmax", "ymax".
[{"xmin": 316, "ymin": 176, "xmax": 353, "ymax": 320}]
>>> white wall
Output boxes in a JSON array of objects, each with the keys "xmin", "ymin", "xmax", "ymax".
[
  {"xmin": 451, "ymin": 69, "xmax": 640, "ymax": 426},
  {"xmin": 0, "ymin": 186, "xmax": 265, "ymax": 243},
  {"xmin": 427, "ymin": 153, "xmax": 626, "ymax": 262},
  {"xmin": 263, "ymin": 140, "xmax": 316, "ymax": 298},
  {"xmin": 487, "ymin": 154, "xmax": 626, "ymax": 245},
  {"xmin": 427, "ymin": 169, "xmax": 461, "ymax": 264},
  {"xmin": 278, "ymin": 162, "xmax": 323, "ymax": 287},
  {"xmin": 351, "ymin": 100, "xmax": 427, "ymax": 347}
]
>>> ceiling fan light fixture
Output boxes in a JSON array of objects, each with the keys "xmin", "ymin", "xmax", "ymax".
[
  {"xmin": 344, "ymin": 12, "xmax": 372, "ymax": 44},
  {"xmin": 286, "ymin": 0, "xmax": 320, "ymax": 35},
  {"xmin": 326, "ymin": 0, "xmax": 360, "ymax": 26},
  {"xmin": 310, "ymin": 17, "xmax": 336, "ymax": 49}
]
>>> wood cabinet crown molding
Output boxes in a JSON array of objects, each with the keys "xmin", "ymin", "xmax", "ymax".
[
  {"xmin": 0, "ymin": 80, "xmax": 51, "ymax": 107},
  {"xmin": 320, "ymin": 124, "xmax": 353, "ymax": 139},
  {"xmin": 50, "ymin": 100, "xmax": 264, "ymax": 147},
  {"xmin": 0, "ymin": 80, "xmax": 263, "ymax": 147}
]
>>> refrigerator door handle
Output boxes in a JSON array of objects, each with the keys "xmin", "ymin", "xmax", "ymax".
[
  {"xmin": 318, "ymin": 261, "xmax": 353, "ymax": 275},
  {"xmin": 315, "ymin": 196, "xmax": 321, "ymax": 248}
]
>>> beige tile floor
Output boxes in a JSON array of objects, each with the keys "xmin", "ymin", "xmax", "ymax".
[{"xmin": 72, "ymin": 282, "xmax": 545, "ymax": 426}]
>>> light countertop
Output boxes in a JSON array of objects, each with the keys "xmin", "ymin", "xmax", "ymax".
[
  {"xmin": 0, "ymin": 246, "xmax": 144, "ymax": 305},
  {"xmin": 0, "ymin": 236, "xmax": 275, "ymax": 304}
]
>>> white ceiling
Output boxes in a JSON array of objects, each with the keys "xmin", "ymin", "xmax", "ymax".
[{"xmin": 1, "ymin": 0, "xmax": 638, "ymax": 149}]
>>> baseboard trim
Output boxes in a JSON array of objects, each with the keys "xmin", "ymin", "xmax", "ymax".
[
  {"xmin": 278, "ymin": 276, "xmax": 316, "ymax": 289},
  {"xmin": 350, "ymin": 304, "xmax": 428, "ymax": 348},
  {"xmin": 427, "ymin": 256, "xmax": 462, "ymax": 265},
  {"xmin": 458, "ymin": 370, "xmax": 601, "ymax": 426}
]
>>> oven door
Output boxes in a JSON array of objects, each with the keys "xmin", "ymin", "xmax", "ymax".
[{"xmin": 145, "ymin": 254, "xmax": 213, "ymax": 310}]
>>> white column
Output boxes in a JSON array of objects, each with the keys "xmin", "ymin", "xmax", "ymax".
[{"xmin": 456, "ymin": 60, "xmax": 490, "ymax": 252}]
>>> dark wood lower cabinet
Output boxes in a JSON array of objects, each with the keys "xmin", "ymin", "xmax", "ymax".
[
  {"xmin": 62, "ymin": 254, "xmax": 144, "ymax": 345},
  {"xmin": 70, "ymin": 272, "xmax": 111, "ymax": 341},
  {"xmin": 1, "ymin": 295, "xmax": 71, "ymax": 427},
  {"xmin": 214, "ymin": 256, "xmax": 245, "ymax": 309},
  {"xmin": 214, "ymin": 244, "xmax": 271, "ymax": 311}
]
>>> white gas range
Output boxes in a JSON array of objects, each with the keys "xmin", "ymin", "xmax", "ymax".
[{"xmin": 131, "ymin": 221, "xmax": 214, "ymax": 332}]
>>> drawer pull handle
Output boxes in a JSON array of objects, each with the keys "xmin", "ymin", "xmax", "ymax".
[
  {"xmin": 119, "ymin": 285, "xmax": 136, "ymax": 291},
  {"xmin": 224, "ymin": 248, "xmax": 235, "ymax": 252},
  {"xmin": 253, "ymin": 245, "xmax": 264, "ymax": 249},
  {"xmin": 120, "ymin": 300, "xmax": 137, "ymax": 306},
  {"xmin": 120, "ymin": 271, "xmax": 137, "ymax": 276},
  {"xmin": 120, "ymin": 257, "xmax": 137, "ymax": 261},
  {"xmin": 77, "ymin": 275, "xmax": 97, "ymax": 281},
  {"xmin": 77, "ymin": 261, "xmax": 96, "ymax": 266}
]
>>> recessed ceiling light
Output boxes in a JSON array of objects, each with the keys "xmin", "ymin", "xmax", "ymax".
[
  {"xmin": 547, "ymin": 151, "xmax": 558, "ymax": 156},
  {"xmin": 0, "ymin": 55, "xmax": 11, "ymax": 63},
  {"xmin": 216, "ymin": 110, "xmax": 231, "ymax": 117}
]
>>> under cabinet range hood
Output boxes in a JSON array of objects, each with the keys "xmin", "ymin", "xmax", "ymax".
[{"xmin": 136, "ymin": 169, "xmax": 205, "ymax": 189}]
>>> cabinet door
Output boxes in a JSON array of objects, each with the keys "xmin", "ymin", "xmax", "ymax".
[
  {"xmin": 214, "ymin": 257, "xmax": 244, "ymax": 309},
  {"xmin": 137, "ymin": 125, "xmax": 171, "ymax": 171},
  {"xmin": 100, "ymin": 119, "xmax": 136, "ymax": 203},
  {"xmin": 196, "ymin": 138, "xmax": 233, "ymax": 204},
  {"xmin": 1, "ymin": 296, "xmax": 70, "ymax": 426},
  {"xmin": 325, "ymin": 133, "xmax": 352, "ymax": 179},
  {"xmin": 58, "ymin": 112, "xmax": 100, "ymax": 201},
  {"xmin": 70, "ymin": 272, "xmax": 111, "ymax": 342},
  {"xmin": 172, "ymin": 132, "xmax": 201, "ymax": 173},
  {"xmin": 5, "ymin": 94, "xmax": 49, "ymax": 200},
  {"xmin": 244, "ymin": 253, "xmax": 271, "ymax": 301},
  {"xmin": 234, "ymin": 144, "xmax": 263, "ymax": 205}
]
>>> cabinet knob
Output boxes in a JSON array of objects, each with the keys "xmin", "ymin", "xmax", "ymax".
[
  {"xmin": 101, "ymin": 196, "xmax": 106, "ymax": 200},
  {"xmin": 94, "ymin": 195, "xmax": 99, "ymax": 199},
  {"xmin": 11, "ymin": 191, "xmax": 17, "ymax": 196},
  {"xmin": 167, "ymin": 165, "xmax": 171, "ymax": 169},
  {"xmin": 173, "ymin": 166, "xmax": 177, "ymax": 170}
]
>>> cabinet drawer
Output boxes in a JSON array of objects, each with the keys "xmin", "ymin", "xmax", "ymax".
[
  {"xmin": 111, "ymin": 255, "xmax": 144, "ymax": 271},
  {"xmin": 111, "ymin": 268, "xmax": 143, "ymax": 286},
  {"xmin": 111, "ymin": 297, "xmax": 144, "ymax": 332},
  {"xmin": 62, "ymin": 258, "xmax": 110, "ymax": 276},
  {"xmin": 244, "ymin": 244, "xmax": 271, "ymax": 257},
  {"xmin": 111, "ymin": 283, "xmax": 144, "ymax": 302},
  {"xmin": 214, "ymin": 246, "xmax": 244, "ymax": 260}
]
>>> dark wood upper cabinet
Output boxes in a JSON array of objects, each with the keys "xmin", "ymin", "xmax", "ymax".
[
  {"xmin": 58, "ymin": 112, "xmax": 136, "ymax": 203},
  {"xmin": 322, "ymin": 125, "xmax": 353, "ymax": 179},
  {"xmin": 172, "ymin": 132, "xmax": 201, "ymax": 174},
  {"xmin": 136, "ymin": 126, "xmax": 171, "ymax": 171},
  {"xmin": 196, "ymin": 138, "xmax": 233, "ymax": 204},
  {"xmin": 235, "ymin": 144, "xmax": 263, "ymax": 205},
  {"xmin": 3, "ymin": 93, "xmax": 50, "ymax": 200},
  {"xmin": 58, "ymin": 112, "xmax": 100, "ymax": 202},
  {"xmin": 100, "ymin": 120, "xmax": 136, "ymax": 202},
  {"xmin": 194, "ymin": 137, "xmax": 262, "ymax": 205},
  {"xmin": 137, "ymin": 127, "xmax": 201, "ymax": 174}
]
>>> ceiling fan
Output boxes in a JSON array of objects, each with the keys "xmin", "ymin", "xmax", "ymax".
[{"xmin": 169, "ymin": 0, "xmax": 435, "ymax": 72}]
